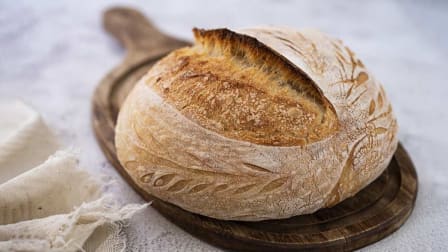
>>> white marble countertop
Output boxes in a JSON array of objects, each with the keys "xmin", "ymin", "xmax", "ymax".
[{"xmin": 1, "ymin": 0, "xmax": 447, "ymax": 251}]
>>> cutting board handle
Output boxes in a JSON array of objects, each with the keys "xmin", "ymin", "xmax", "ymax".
[{"xmin": 103, "ymin": 7, "xmax": 180, "ymax": 54}]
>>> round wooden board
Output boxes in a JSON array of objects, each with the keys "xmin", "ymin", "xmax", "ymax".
[{"xmin": 92, "ymin": 7, "xmax": 418, "ymax": 251}]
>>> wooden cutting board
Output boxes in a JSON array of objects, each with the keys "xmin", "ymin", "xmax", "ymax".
[{"xmin": 92, "ymin": 7, "xmax": 418, "ymax": 251}]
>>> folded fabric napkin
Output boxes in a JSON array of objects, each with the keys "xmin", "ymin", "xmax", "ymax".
[{"xmin": 0, "ymin": 100, "xmax": 147, "ymax": 252}]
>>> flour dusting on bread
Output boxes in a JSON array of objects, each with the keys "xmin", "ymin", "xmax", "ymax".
[{"xmin": 115, "ymin": 27, "xmax": 398, "ymax": 221}]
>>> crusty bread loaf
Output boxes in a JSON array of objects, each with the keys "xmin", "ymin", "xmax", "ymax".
[{"xmin": 115, "ymin": 27, "xmax": 398, "ymax": 221}]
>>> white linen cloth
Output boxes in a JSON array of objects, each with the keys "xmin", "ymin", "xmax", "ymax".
[
  {"xmin": 0, "ymin": 100, "xmax": 147, "ymax": 252},
  {"xmin": 0, "ymin": 100, "xmax": 60, "ymax": 184}
]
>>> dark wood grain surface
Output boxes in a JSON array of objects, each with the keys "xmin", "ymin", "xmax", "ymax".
[{"xmin": 92, "ymin": 7, "xmax": 418, "ymax": 251}]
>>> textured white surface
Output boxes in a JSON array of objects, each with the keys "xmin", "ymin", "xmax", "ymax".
[{"xmin": 0, "ymin": 0, "xmax": 447, "ymax": 251}]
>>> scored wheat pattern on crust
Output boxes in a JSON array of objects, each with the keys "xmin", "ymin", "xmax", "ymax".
[
  {"xmin": 329, "ymin": 39, "xmax": 395, "ymax": 142},
  {"xmin": 259, "ymin": 29, "xmax": 327, "ymax": 75},
  {"xmin": 329, "ymin": 41, "xmax": 371, "ymax": 103},
  {"xmin": 130, "ymin": 159, "xmax": 290, "ymax": 198}
]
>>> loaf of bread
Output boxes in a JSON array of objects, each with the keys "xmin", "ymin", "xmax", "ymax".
[{"xmin": 115, "ymin": 27, "xmax": 398, "ymax": 221}]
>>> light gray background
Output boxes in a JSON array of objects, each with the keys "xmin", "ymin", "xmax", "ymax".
[{"xmin": 1, "ymin": 0, "xmax": 447, "ymax": 251}]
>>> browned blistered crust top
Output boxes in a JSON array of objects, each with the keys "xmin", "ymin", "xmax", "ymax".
[{"xmin": 147, "ymin": 28, "xmax": 338, "ymax": 146}]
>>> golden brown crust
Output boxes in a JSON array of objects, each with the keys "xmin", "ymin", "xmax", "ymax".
[
  {"xmin": 148, "ymin": 28, "xmax": 338, "ymax": 146},
  {"xmin": 115, "ymin": 26, "xmax": 398, "ymax": 221}
]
